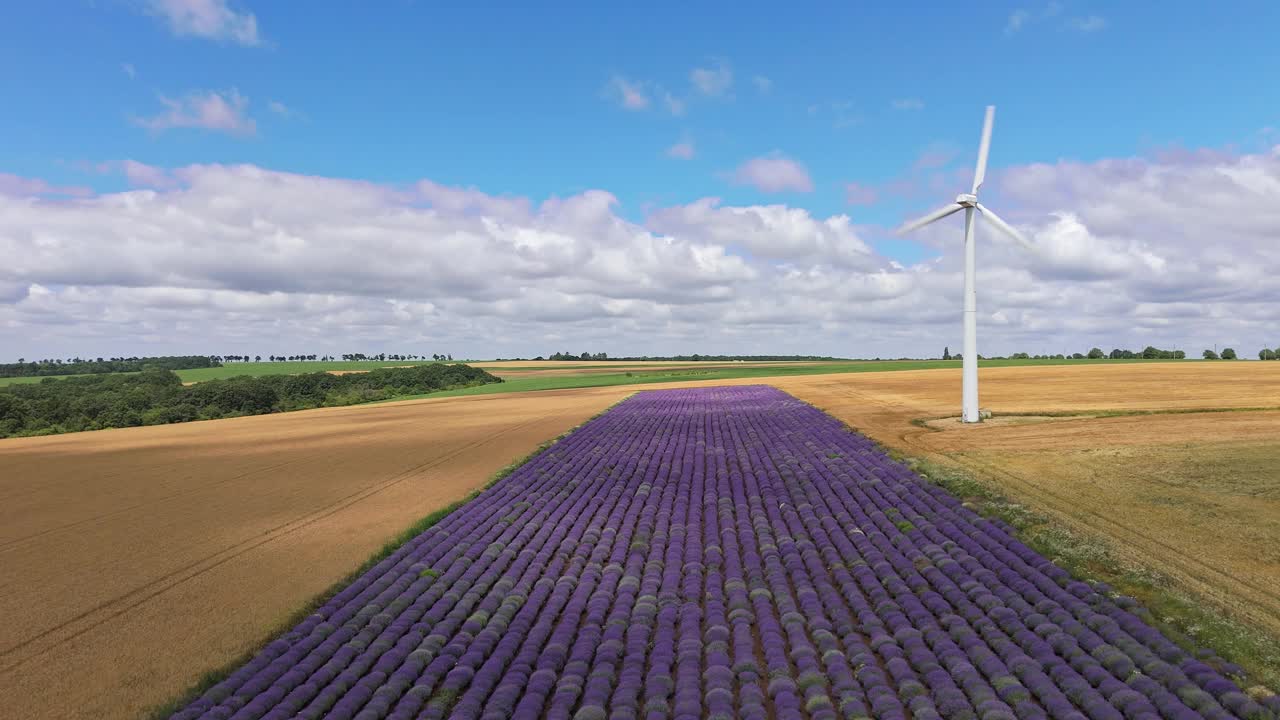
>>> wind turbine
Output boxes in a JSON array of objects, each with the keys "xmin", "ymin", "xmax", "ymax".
[{"xmin": 895, "ymin": 106, "xmax": 1035, "ymax": 423}]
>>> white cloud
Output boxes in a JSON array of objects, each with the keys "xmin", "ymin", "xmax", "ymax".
[
  {"xmin": 809, "ymin": 100, "xmax": 862, "ymax": 129},
  {"xmin": 844, "ymin": 182, "xmax": 878, "ymax": 205},
  {"xmin": 913, "ymin": 142, "xmax": 959, "ymax": 170},
  {"xmin": 120, "ymin": 160, "xmax": 177, "ymax": 189},
  {"xmin": 122, "ymin": 63, "xmax": 137, "ymax": 79},
  {"xmin": 3, "ymin": 147, "xmax": 1279, "ymax": 359},
  {"xmin": 0, "ymin": 174, "xmax": 91, "ymax": 198},
  {"xmin": 603, "ymin": 75, "xmax": 649, "ymax": 110},
  {"xmin": 145, "ymin": 0, "xmax": 260, "ymax": 46},
  {"xmin": 666, "ymin": 140, "xmax": 695, "ymax": 160},
  {"xmin": 1005, "ymin": 9, "xmax": 1032, "ymax": 34},
  {"xmin": 1071, "ymin": 15, "xmax": 1107, "ymax": 32},
  {"xmin": 268, "ymin": 100, "xmax": 290, "ymax": 116},
  {"xmin": 133, "ymin": 89, "xmax": 256, "ymax": 136},
  {"xmin": 661, "ymin": 90, "xmax": 685, "ymax": 116},
  {"xmin": 1007, "ymin": 3, "xmax": 1104, "ymax": 35},
  {"xmin": 892, "ymin": 98, "xmax": 924, "ymax": 111},
  {"xmin": 753, "ymin": 76, "xmax": 772, "ymax": 94},
  {"xmin": 690, "ymin": 60, "xmax": 733, "ymax": 97},
  {"xmin": 730, "ymin": 154, "xmax": 815, "ymax": 193},
  {"xmin": 647, "ymin": 198, "xmax": 874, "ymax": 268}
]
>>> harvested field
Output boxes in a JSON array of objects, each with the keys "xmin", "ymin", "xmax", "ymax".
[
  {"xmin": 169, "ymin": 386, "xmax": 1276, "ymax": 719},
  {"xmin": 0, "ymin": 391, "xmax": 626, "ymax": 720},
  {"xmin": 2, "ymin": 361, "xmax": 1278, "ymax": 717},
  {"xmin": 768, "ymin": 363, "xmax": 1280, "ymax": 642}
]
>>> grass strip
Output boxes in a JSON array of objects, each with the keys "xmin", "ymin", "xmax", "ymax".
[
  {"xmin": 897, "ymin": 453, "xmax": 1280, "ymax": 693},
  {"xmin": 909, "ymin": 405, "xmax": 1280, "ymax": 431},
  {"xmin": 392, "ymin": 357, "xmax": 1190, "ymax": 402}
]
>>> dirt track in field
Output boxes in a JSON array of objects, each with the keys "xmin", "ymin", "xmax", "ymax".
[{"xmin": 1, "ymin": 361, "xmax": 1278, "ymax": 718}]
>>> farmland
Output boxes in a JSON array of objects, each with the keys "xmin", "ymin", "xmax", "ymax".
[
  {"xmin": 0, "ymin": 361, "xmax": 1277, "ymax": 718},
  {"xmin": 169, "ymin": 386, "xmax": 1276, "ymax": 719},
  {"xmin": 0, "ymin": 357, "xmax": 1188, "ymax": 389}
]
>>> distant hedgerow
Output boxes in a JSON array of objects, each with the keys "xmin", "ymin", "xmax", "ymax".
[{"xmin": 0, "ymin": 363, "xmax": 501, "ymax": 438}]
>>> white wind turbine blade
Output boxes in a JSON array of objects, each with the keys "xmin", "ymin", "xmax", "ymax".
[
  {"xmin": 975, "ymin": 203, "xmax": 1036, "ymax": 251},
  {"xmin": 972, "ymin": 105, "xmax": 995, "ymax": 194},
  {"xmin": 894, "ymin": 202, "xmax": 964, "ymax": 235}
]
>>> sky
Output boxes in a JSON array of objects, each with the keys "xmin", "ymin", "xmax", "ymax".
[{"xmin": 2, "ymin": 0, "xmax": 1279, "ymax": 360}]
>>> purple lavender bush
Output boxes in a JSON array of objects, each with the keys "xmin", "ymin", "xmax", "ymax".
[{"xmin": 169, "ymin": 385, "xmax": 1277, "ymax": 720}]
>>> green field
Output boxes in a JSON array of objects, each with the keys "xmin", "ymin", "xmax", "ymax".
[
  {"xmin": 0, "ymin": 356, "xmax": 1191, "ymax": 390},
  {"xmin": 0, "ymin": 374, "xmax": 97, "ymax": 386},
  {"xmin": 400, "ymin": 357, "xmax": 1183, "ymax": 400},
  {"xmin": 172, "ymin": 360, "xmax": 445, "ymax": 383}
]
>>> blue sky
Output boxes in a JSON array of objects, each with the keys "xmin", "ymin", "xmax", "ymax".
[
  {"xmin": 2, "ymin": 1, "xmax": 1279, "ymax": 358},
  {"xmin": 6, "ymin": 2, "xmax": 1277, "ymax": 226}
]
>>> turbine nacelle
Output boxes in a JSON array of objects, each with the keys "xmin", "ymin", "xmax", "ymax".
[{"xmin": 955, "ymin": 193, "xmax": 978, "ymax": 207}]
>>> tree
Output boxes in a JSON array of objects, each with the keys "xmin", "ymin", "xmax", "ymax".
[
  {"xmin": 1203, "ymin": 349, "xmax": 1219, "ymax": 360},
  {"xmin": 1087, "ymin": 348, "xmax": 1104, "ymax": 359},
  {"xmin": 1221, "ymin": 348, "xmax": 1237, "ymax": 360},
  {"xmin": 1262, "ymin": 348, "xmax": 1278, "ymax": 360},
  {"xmin": 942, "ymin": 347, "xmax": 951, "ymax": 360}
]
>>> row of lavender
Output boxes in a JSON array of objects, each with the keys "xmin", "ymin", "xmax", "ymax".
[{"xmin": 171, "ymin": 385, "xmax": 1277, "ymax": 720}]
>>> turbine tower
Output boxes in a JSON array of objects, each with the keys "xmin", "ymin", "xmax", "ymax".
[{"xmin": 896, "ymin": 106, "xmax": 1035, "ymax": 423}]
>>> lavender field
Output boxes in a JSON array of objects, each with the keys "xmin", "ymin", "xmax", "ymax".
[{"xmin": 170, "ymin": 386, "xmax": 1277, "ymax": 720}]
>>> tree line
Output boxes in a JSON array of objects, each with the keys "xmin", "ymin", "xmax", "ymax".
[
  {"xmin": 1203, "ymin": 347, "xmax": 1280, "ymax": 360},
  {"xmin": 493, "ymin": 353, "xmax": 847, "ymax": 362},
  {"xmin": 0, "ymin": 364, "xmax": 500, "ymax": 438},
  {"xmin": 0, "ymin": 355, "xmax": 220, "ymax": 378},
  {"xmin": 212, "ymin": 353, "xmax": 454, "ymax": 362},
  {"xmin": 976, "ymin": 346, "xmax": 1187, "ymax": 360}
]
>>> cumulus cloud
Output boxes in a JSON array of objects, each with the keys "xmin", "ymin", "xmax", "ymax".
[
  {"xmin": 690, "ymin": 60, "xmax": 733, "ymax": 97},
  {"xmin": 1006, "ymin": 3, "xmax": 1103, "ymax": 35},
  {"xmin": 120, "ymin": 160, "xmax": 177, "ymax": 189},
  {"xmin": 603, "ymin": 75, "xmax": 649, "ymax": 111},
  {"xmin": 892, "ymin": 98, "xmax": 924, "ymax": 111},
  {"xmin": 3, "ymin": 147, "xmax": 1279, "ymax": 359},
  {"xmin": 647, "ymin": 198, "xmax": 874, "ymax": 268},
  {"xmin": 145, "ymin": 0, "xmax": 260, "ymax": 46},
  {"xmin": 1005, "ymin": 9, "xmax": 1032, "ymax": 34},
  {"xmin": 730, "ymin": 154, "xmax": 815, "ymax": 193},
  {"xmin": 666, "ymin": 140, "xmax": 695, "ymax": 160},
  {"xmin": 1071, "ymin": 15, "xmax": 1107, "ymax": 32},
  {"xmin": 844, "ymin": 183, "xmax": 878, "ymax": 205},
  {"xmin": 0, "ymin": 174, "xmax": 92, "ymax": 198},
  {"xmin": 661, "ymin": 90, "xmax": 685, "ymax": 116},
  {"xmin": 134, "ymin": 89, "xmax": 256, "ymax": 136}
]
